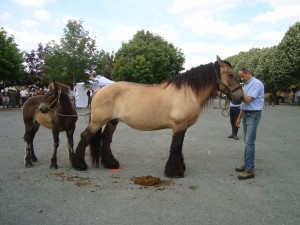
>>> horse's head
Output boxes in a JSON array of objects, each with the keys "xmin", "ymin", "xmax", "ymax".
[
  {"xmin": 215, "ymin": 56, "xmax": 244, "ymax": 104},
  {"xmin": 39, "ymin": 81, "xmax": 70, "ymax": 113}
]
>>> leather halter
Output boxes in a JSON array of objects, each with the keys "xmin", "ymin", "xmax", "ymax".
[
  {"xmin": 46, "ymin": 87, "xmax": 62, "ymax": 109},
  {"xmin": 214, "ymin": 63, "xmax": 242, "ymax": 96}
]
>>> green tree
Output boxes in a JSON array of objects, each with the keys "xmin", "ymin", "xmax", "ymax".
[
  {"xmin": 272, "ymin": 22, "xmax": 300, "ymax": 88},
  {"xmin": 43, "ymin": 19, "xmax": 110, "ymax": 87},
  {"xmin": 0, "ymin": 27, "xmax": 24, "ymax": 85},
  {"xmin": 112, "ymin": 30, "xmax": 185, "ymax": 84},
  {"xmin": 24, "ymin": 43, "xmax": 48, "ymax": 85}
]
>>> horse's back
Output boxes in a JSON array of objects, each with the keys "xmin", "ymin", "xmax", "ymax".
[
  {"xmin": 23, "ymin": 96, "xmax": 44, "ymax": 120},
  {"xmin": 91, "ymin": 81, "xmax": 201, "ymax": 131}
]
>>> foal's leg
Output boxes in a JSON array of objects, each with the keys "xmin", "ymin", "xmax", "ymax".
[
  {"xmin": 50, "ymin": 130, "xmax": 59, "ymax": 169},
  {"xmin": 101, "ymin": 119, "xmax": 119, "ymax": 169},
  {"xmin": 24, "ymin": 122, "xmax": 40, "ymax": 167},
  {"xmin": 66, "ymin": 125, "xmax": 76, "ymax": 163},
  {"xmin": 164, "ymin": 129, "xmax": 187, "ymax": 178},
  {"xmin": 30, "ymin": 123, "xmax": 39, "ymax": 162}
]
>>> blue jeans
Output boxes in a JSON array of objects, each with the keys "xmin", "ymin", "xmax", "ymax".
[{"xmin": 242, "ymin": 111, "xmax": 261, "ymax": 171}]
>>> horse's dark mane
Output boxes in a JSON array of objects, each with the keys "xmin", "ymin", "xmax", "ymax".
[{"xmin": 164, "ymin": 62, "xmax": 217, "ymax": 95}]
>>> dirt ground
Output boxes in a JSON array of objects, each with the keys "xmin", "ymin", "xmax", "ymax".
[{"xmin": 0, "ymin": 100, "xmax": 299, "ymax": 225}]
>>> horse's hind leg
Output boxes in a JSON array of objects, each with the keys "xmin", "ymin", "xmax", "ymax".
[
  {"xmin": 66, "ymin": 125, "xmax": 76, "ymax": 163},
  {"xmin": 164, "ymin": 129, "xmax": 187, "ymax": 178},
  {"xmin": 50, "ymin": 130, "xmax": 59, "ymax": 169},
  {"xmin": 72, "ymin": 125, "xmax": 99, "ymax": 171},
  {"xmin": 100, "ymin": 119, "xmax": 120, "ymax": 169},
  {"xmin": 24, "ymin": 122, "xmax": 40, "ymax": 167}
]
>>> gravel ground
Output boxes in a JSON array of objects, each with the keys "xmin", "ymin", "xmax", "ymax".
[{"xmin": 0, "ymin": 100, "xmax": 299, "ymax": 225}]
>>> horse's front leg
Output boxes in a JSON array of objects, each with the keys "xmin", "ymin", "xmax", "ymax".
[
  {"xmin": 164, "ymin": 129, "xmax": 187, "ymax": 178},
  {"xmin": 66, "ymin": 126, "xmax": 75, "ymax": 163},
  {"xmin": 50, "ymin": 130, "xmax": 59, "ymax": 169}
]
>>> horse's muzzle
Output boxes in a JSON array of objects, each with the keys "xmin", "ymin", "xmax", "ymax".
[{"xmin": 39, "ymin": 103, "xmax": 50, "ymax": 113}]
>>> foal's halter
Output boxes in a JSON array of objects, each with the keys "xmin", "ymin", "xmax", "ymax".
[
  {"xmin": 47, "ymin": 87, "xmax": 62, "ymax": 109},
  {"xmin": 214, "ymin": 63, "xmax": 242, "ymax": 96},
  {"xmin": 41, "ymin": 88, "xmax": 89, "ymax": 118}
]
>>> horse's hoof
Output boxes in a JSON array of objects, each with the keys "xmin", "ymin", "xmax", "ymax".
[
  {"xmin": 71, "ymin": 156, "xmax": 88, "ymax": 171},
  {"xmin": 75, "ymin": 163, "xmax": 88, "ymax": 171},
  {"xmin": 164, "ymin": 171, "xmax": 184, "ymax": 178},
  {"xmin": 164, "ymin": 160, "xmax": 185, "ymax": 178},
  {"xmin": 32, "ymin": 158, "xmax": 38, "ymax": 162},
  {"xmin": 50, "ymin": 165, "xmax": 58, "ymax": 169},
  {"xmin": 25, "ymin": 163, "xmax": 33, "ymax": 168},
  {"xmin": 102, "ymin": 159, "xmax": 120, "ymax": 169}
]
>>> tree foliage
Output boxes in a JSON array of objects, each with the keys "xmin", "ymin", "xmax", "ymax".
[
  {"xmin": 41, "ymin": 20, "xmax": 111, "ymax": 87},
  {"xmin": 275, "ymin": 21, "xmax": 300, "ymax": 86},
  {"xmin": 24, "ymin": 43, "xmax": 48, "ymax": 85},
  {"xmin": 112, "ymin": 30, "xmax": 185, "ymax": 84},
  {"xmin": 0, "ymin": 27, "xmax": 24, "ymax": 85},
  {"xmin": 226, "ymin": 21, "xmax": 300, "ymax": 91}
]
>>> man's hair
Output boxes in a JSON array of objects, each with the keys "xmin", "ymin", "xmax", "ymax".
[{"xmin": 239, "ymin": 67, "xmax": 252, "ymax": 74}]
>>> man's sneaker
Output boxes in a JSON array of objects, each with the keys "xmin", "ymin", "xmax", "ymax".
[
  {"xmin": 235, "ymin": 165, "xmax": 246, "ymax": 172},
  {"xmin": 238, "ymin": 170, "xmax": 255, "ymax": 180},
  {"xmin": 228, "ymin": 134, "xmax": 234, "ymax": 138}
]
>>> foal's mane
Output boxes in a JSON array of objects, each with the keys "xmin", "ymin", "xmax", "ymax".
[{"xmin": 163, "ymin": 62, "xmax": 217, "ymax": 96}]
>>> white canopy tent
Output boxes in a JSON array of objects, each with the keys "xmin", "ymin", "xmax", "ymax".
[{"xmin": 74, "ymin": 75, "xmax": 113, "ymax": 108}]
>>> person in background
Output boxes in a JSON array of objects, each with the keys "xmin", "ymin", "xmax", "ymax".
[
  {"xmin": 226, "ymin": 99, "xmax": 241, "ymax": 140},
  {"xmin": 297, "ymin": 89, "xmax": 300, "ymax": 106},
  {"xmin": 20, "ymin": 87, "xmax": 28, "ymax": 107},
  {"xmin": 236, "ymin": 67, "xmax": 264, "ymax": 180},
  {"xmin": 87, "ymin": 86, "xmax": 93, "ymax": 108},
  {"xmin": 2, "ymin": 93, "xmax": 10, "ymax": 108},
  {"xmin": 8, "ymin": 89, "xmax": 16, "ymax": 108},
  {"xmin": 16, "ymin": 88, "xmax": 21, "ymax": 107},
  {"xmin": 289, "ymin": 90, "xmax": 295, "ymax": 106}
]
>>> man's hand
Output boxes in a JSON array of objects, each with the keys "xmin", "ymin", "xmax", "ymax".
[{"xmin": 236, "ymin": 118, "xmax": 241, "ymax": 128}]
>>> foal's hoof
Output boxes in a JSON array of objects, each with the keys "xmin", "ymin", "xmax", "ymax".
[
  {"xmin": 71, "ymin": 156, "xmax": 88, "ymax": 171},
  {"xmin": 25, "ymin": 163, "xmax": 33, "ymax": 168},
  {"xmin": 25, "ymin": 159, "xmax": 33, "ymax": 168},
  {"xmin": 31, "ymin": 157, "xmax": 38, "ymax": 162}
]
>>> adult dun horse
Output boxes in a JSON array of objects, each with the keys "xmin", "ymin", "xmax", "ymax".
[
  {"xmin": 71, "ymin": 56, "xmax": 244, "ymax": 177},
  {"xmin": 22, "ymin": 81, "xmax": 77, "ymax": 168},
  {"xmin": 276, "ymin": 90, "xmax": 289, "ymax": 104},
  {"xmin": 264, "ymin": 93, "xmax": 275, "ymax": 106}
]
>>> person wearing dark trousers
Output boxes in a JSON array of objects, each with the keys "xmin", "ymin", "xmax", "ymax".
[
  {"xmin": 227, "ymin": 101, "xmax": 241, "ymax": 140},
  {"xmin": 87, "ymin": 87, "xmax": 93, "ymax": 108}
]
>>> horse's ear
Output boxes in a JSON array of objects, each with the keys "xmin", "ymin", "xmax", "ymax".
[
  {"xmin": 216, "ymin": 55, "xmax": 222, "ymax": 64},
  {"xmin": 48, "ymin": 80, "xmax": 57, "ymax": 90}
]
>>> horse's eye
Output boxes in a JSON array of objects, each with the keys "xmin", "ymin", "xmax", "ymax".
[{"xmin": 228, "ymin": 73, "xmax": 234, "ymax": 78}]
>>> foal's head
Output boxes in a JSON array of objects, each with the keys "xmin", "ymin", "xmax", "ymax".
[
  {"xmin": 39, "ymin": 81, "xmax": 70, "ymax": 113},
  {"xmin": 216, "ymin": 56, "xmax": 244, "ymax": 104}
]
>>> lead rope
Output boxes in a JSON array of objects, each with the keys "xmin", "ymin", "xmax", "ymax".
[{"xmin": 218, "ymin": 95, "xmax": 229, "ymax": 117}]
